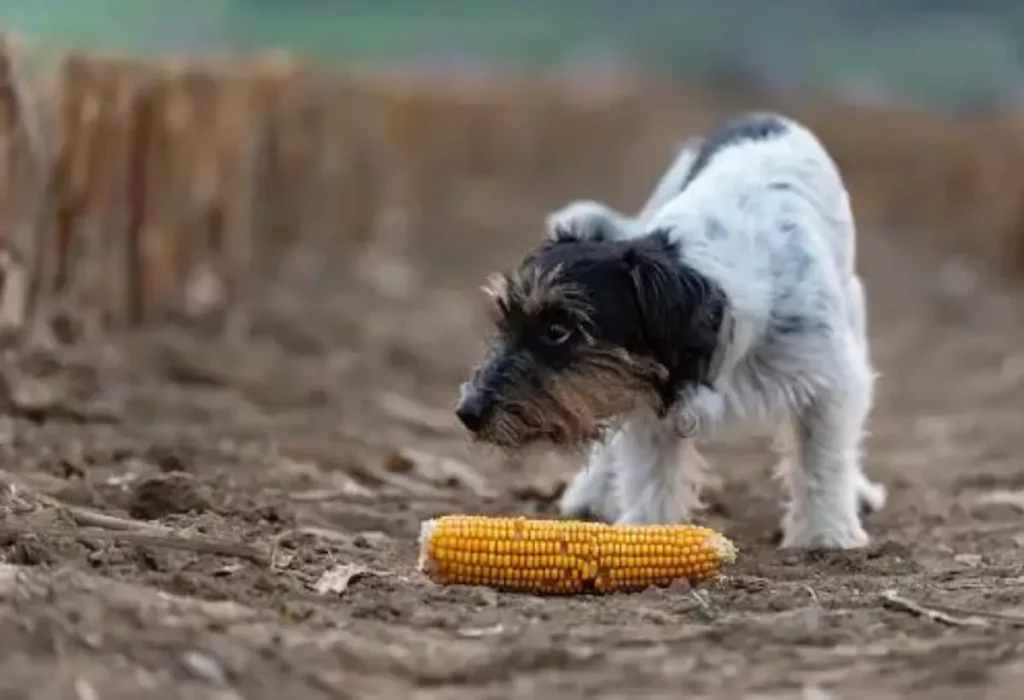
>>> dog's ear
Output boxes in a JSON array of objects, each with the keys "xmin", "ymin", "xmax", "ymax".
[
  {"xmin": 622, "ymin": 232, "xmax": 725, "ymax": 395},
  {"xmin": 621, "ymin": 241, "xmax": 681, "ymax": 359}
]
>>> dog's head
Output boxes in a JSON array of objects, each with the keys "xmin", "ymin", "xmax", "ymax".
[{"xmin": 456, "ymin": 229, "xmax": 726, "ymax": 449}]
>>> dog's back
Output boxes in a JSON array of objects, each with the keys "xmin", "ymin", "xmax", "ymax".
[
  {"xmin": 643, "ymin": 113, "xmax": 864, "ymax": 375},
  {"xmin": 546, "ymin": 112, "xmax": 860, "ymax": 309},
  {"xmin": 655, "ymin": 113, "xmax": 856, "ymax": 280}
]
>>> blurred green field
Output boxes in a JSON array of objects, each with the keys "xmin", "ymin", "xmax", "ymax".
[{"xmin": 3, "ymin": 0, "xmax": 1024, "ymax": 108}]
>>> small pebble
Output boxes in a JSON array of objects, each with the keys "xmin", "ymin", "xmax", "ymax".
[
  {"xmin": 953, "ymin": 553, "xmax": 983, "ymax": 568},
  {"xmin": 179, "ymin": 650, "xmax": 229, "ymax": 686},
  {"xmin": 353, "ymin": 531, "xmax": 391, "ymax": 548}
]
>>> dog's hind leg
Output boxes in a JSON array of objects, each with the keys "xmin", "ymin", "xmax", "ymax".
[
  {"xmin": 772, "ymin": 414, "xmax": 885, "ymax": 519},
  {"xmin": 780, "ymin": 336, "xmax": 873, "ymax": 549},
  {"xmin": 843, "ymin": 274, "xmax": 887, "ymax": 515},
  {"xmin": 845, "ymin": 275, "xmax": 868, "ymax": 343}
]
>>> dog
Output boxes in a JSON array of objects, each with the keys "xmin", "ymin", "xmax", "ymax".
[{"xmin": 455, "ymin": 112, "xmax": 886, "ymax": 549}]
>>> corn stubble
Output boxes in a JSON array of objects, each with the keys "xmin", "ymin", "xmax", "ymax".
[{"xmin": 0, "ymin": 31, "xmax": 1019, "ymax": 346}]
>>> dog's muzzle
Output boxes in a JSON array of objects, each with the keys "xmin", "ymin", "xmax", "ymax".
[{"xmin": 455, "ymin": 381, "xmax": 491, "ymax": 433}]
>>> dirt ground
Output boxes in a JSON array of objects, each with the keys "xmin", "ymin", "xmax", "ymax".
[{"xmin": 0, "ymin": 181, "xmax": 1023, "ymax": 700}]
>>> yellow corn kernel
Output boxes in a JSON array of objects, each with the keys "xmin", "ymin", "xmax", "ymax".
[{"xmin": 417, "ymin": 515, "xmax": 737, "ymax": 595}]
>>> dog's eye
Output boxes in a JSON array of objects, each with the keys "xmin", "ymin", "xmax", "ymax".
[{"xmin": 542, "ymin": 322, "xmax": 573, "ymax": 346}]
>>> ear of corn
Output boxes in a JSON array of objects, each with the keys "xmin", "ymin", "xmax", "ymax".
[{"xmin": 417, "ymin": 515, "xmax": 737, "ymax": 595}]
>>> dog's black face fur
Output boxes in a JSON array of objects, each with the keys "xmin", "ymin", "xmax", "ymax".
[{"xmin": 456, "ymin": 229, "xmax": 727, "ymax": 449}]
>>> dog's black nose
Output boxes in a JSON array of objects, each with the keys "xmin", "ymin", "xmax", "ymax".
[{"xmin": 455, "ymin": 391, "xmax": 489, "ymax": 432}]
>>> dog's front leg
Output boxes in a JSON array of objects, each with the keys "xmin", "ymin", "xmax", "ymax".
[
  {"xmin": 559, "ymin": 435, "xmax": 622, "ymax": 522},
  {"xmin": 613, "ymin": 413, "xmax": 710, "ymax": 525}
]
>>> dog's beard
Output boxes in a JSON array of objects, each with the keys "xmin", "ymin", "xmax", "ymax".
[{"xmin": 474, "ymin": 347, "xmax": 666, "ymax": 450}]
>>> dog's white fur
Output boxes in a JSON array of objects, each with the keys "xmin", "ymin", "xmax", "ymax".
[{"xmin": 552, "ymin": 115, "xmax": 886, "ymax": 549}]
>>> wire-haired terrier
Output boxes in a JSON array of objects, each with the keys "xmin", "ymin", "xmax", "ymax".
[{"xmin": 456, "ymin": 112, "xmax": 886, "ymax": 549}]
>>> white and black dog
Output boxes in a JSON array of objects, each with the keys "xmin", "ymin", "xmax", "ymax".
[{"xmin": 455, "ymin": 112, "xmax": 886, "ymax": 549}]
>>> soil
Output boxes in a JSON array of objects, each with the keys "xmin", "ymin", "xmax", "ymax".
[{"xmin": 1, "ymin": 194, "xmax": 1023, "ymax": 700}]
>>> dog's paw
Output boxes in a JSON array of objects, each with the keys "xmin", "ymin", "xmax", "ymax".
[
  {"xmin": 559, "ymin": 471, "xmax": 617, "ymax": 522},
  {"xmin": 615, "ymin": 499, "xmax": 693, "ymax": 526},
  {"xmin": 558, "ymin": 490, "xmax": 607, "ymax": 522},
  {"xmin": 558, "ymin": 481, "xmax": 597, "ymax": 518},
  {"xmin": 779, "ymin": 509, "xmax": 869, "ymax": 550}
]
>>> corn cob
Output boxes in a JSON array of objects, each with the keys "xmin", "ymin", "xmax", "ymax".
[{"xmin": 417, "ymin": 515, "xmax": 737, "ymax": 595}]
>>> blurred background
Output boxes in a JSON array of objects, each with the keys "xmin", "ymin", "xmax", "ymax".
[
  {"xmin": 0, "ymin": 5, "xmax": 1023, "ymax": 699},
  {"xmin": 5, "ymin": 0, "xmax": 1024, "ymax": 109}
]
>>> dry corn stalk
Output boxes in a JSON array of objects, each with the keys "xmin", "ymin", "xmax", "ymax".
[
  {"xmin": 418, "ymin": 515, "xmax": 737, "ymax": 595},
  {"xmin": 0, "ymin": 34, "xmax": 49, "ymax": 340},
  {"xmin": 0, "ymin": 42, "xmax": 1016, "ymax": 343}
]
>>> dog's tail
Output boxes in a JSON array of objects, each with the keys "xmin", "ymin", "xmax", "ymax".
[{"xmin": 636, "ymin": 137, "xmax": 703, "ymax": 222}]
